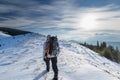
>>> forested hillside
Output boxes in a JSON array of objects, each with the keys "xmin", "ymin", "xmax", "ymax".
[{"xmin": 80, "ymin": 41, "xmax": 120, "ymax": 63}]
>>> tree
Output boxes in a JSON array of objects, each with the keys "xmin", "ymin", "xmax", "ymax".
[
  {"xmin": 97, "ymin": 41, "xmax": 99, "ymax": 49},
  {"xmin": 103, "ymin": 48, "xmax": 113, "ymax": 60},
  {"xmin": 80, "ymin": 41, "xmax": 120, "ymax": 63},
  {"xmin": 114, "ymin": 47, "xmax": 120, "ymax": 63}
]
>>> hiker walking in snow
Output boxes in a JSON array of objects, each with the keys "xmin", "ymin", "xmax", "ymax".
[{"xmin": 43, "ymin": 35, "xmax": 60, "ymax": 80}]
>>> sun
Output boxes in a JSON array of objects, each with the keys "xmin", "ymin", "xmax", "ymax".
[{"xmin": 78, "ymin": 14, "xmax": 98, "ymax": 30}]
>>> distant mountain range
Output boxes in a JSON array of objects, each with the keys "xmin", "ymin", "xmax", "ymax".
[{"xmin": 106, "ymin": 42, "xmax": 120, "ymax": 50}]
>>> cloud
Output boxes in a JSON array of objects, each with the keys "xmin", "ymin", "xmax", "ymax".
[
  {"xmin": 83, "ymin": 29, "xmax": 120, "ymax": 42},
  {"xmin": 0, "ymin": 17, "xmax": 36, "ymax": 27},
  {"xmin": 0, "ymin": 0, "xmax": 120, "ymax": 29},
  {"xmin": 95, "ymin": 30, "xmax": 120, "ymax": 36},
  {"xmin": 0, "ymin": 0, "xmax": 120, "ymax": 41}
]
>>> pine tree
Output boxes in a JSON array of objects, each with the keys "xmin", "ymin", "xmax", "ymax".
[
  {"xmin": 97, "ymin": 41, "xmax": 99, "ymax": 49},
  {"xmin": 103, "ymin": 48, "xmax": 113, "ymax": 60}
]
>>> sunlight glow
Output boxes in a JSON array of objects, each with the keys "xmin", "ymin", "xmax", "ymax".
[{"xmin": 78, "ymin": 14, "xmax": 98, "ymax": 30}]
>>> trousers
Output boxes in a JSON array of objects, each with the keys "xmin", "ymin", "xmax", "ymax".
[{"xmin": 45, "ymin": 57, "xmax": 58, "ymax": 78}]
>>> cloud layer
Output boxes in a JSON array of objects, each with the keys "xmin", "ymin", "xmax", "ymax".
[{"xmin": 0, "ymin": 0, "xmax": 120, "ymax": 41}]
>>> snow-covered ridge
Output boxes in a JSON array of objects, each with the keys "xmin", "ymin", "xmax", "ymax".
[
  {"xmin": 0, "ymin": 33, "xmax": 120, "ymax": 80},
  {"xmin": 0, "ymin": 33, "xmax": 41, "ymax": 50}
]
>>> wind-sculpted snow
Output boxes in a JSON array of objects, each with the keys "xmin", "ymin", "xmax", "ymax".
[{"xmin": 0, "ymin": 33, "xmax": 120, "ymax": 80}]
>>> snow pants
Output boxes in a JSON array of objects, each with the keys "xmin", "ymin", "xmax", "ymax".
[{"xmin": 45, "ymin": 57, "xmax": 58, "ymax": 78}]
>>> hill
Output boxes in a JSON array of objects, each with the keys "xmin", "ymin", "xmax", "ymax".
[
  {"xmin": 0, "ymin": 27, "xmax": 31, "ymax": 36},
  {"xmin": 0, "ymin": 33, "xmax": 120, "ymax": 80},
  {"xmin": 80, "ymin": 42, "xmax": 120, "ymax": 63}
]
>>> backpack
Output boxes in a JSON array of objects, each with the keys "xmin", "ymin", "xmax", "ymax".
[
  {"xmin": 45, "ymin": 36, "xmax": 59, "ymax": 56},
  {"xmin": 50, "ymin": 36, "xmax": 59, "ymax": 56}
]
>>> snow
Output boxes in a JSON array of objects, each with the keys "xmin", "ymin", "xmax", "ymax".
[
  {"xmin": 0, "ymin": 31, "xmax": 11, "ymax": 39},
  {"xmin": 0, "ymin": 31, "xmax": 10, "ymax": 36},
  {"xmin": 0, "ymin": 33, "xmax": 120, "ymax": 80}
]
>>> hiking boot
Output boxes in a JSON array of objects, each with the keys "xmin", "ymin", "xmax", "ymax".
[{"xmin": 52, "ymin": 77, "xmax": 58, "ymax": 80}]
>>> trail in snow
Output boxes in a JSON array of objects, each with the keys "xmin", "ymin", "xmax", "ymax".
[{"xmin": 0, "ymin": 33, "xmax": 120, "ymax": 80}]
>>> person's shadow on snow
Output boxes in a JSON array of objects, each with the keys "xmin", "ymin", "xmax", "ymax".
[{"xmin": 33, "ymin": 70, "xmax": 48, "ymax": 80}]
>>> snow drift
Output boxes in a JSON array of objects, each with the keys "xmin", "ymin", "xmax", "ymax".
[{"xmin": 0, "ymin": 33, "xmax": 120, "ymax": 80}]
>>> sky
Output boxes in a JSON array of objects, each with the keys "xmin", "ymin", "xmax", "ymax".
[{"xmin": 0, "ymin": 0, "xmax": 120, "ymax": 42}]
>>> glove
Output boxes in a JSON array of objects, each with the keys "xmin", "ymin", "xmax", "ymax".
[
  {"xmin": 44, "ymin": 57, "xmax": 50, "ymax": 62},
  {"xmin": 43, "ymin": 58, "xmax": 46, "ymax": 61}
]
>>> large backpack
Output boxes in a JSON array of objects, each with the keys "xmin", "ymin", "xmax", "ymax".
[
  {"xmin": 51, "ymin": 36, "xmax": 59, "ymax": 56},
  {"xmin": 45, "ymin": 36, "xmax": 59, "ymax": 56}
]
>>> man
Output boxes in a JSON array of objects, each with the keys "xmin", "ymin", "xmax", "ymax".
[{"xmin": 43, "ymin": 35, "xmax": 60, "ymax": 80}]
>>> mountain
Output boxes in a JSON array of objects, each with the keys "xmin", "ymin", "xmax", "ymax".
[
  {"xmin": 106, "ymin": 42, "xmax": 120, "ymax": 50},
  {"xmin": 0, "ymin": 33, "xmax": 120, "ymax": 80},
  {"xmin": 0, "ymin": 27, "xmax": 31, "ymax": 36}
]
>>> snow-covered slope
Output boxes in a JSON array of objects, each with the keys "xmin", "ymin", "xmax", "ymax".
[
  {"xmin": 0, "ymin": 31, "xmax": 11, "ymax": 39},
  {"xmin": 0, "ymin": 33, "xmax": 120, "ymax": 80}
]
